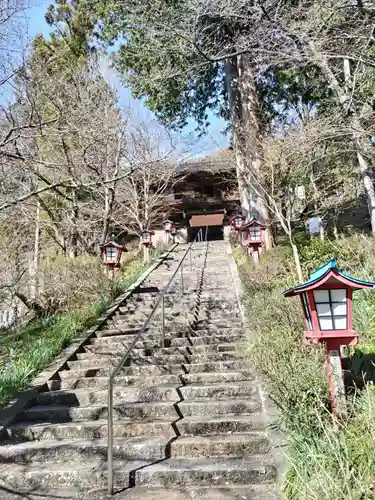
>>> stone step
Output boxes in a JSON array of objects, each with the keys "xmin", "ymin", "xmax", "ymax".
[
  {"xmin": 177, "ymin": 414, "xmax": 268, "ymax": 436},
  {"xmin": 82, "ymin": 342, "xmax": 241, "ymax": 357},
  {"xmin": 0, "ymin": 436, "xmax": 173, "ymax": 464},
  {"xmin": 58, "ymin": 360, "xmax": 249, "ymax": 380},
  {"xmin": 135, "ymin": 456, "xmax": 276, "ymax": 487},
  {"xmin": 9, "ymin": 418, "xmax": 175, "ymax": 441},
  {"xmin": 48, "ymin": 374, "xmax": 180, "ymax": 391},
  {"xmin": 89, "ymin": 336, "xmax": 245, "ymax": 352},
  {"xmin": 180, "ymin": 382, "xmax": 259, "ymax": 400},
  {"xmin": 181, "ymin": 371, "xmax": 254, "ymax": 385},
  {"xmin": 92, "ymin": 485, "xmax": 279, "ymax": 500},
  {"xmin": 18, "ymin": 401, "xmax": 179, "ymax": 423},
  {"xmin": 36, "ymin": 385, "xmax": 179, "ymax": 406},
  {"xmin": 69, "ymin": 352, "xmax": 243, "ymax": 370},
  {"xmin": 0, "ymin": 459, "xmax": 151, "ymax": 490},
  {"xmin": 93, "ymin": 329, "xmax": 245, "ymax": 344},
  {"xmin": 48, "ymin": 370, "xmax": 254, "ymax": 392},
  {"xmin": 178, "ymin": 398, "xmax": 261, "ymax": 417},
  {"xmin": 170, "ymin": 433, "xmax": 270, "ymax": 457}
]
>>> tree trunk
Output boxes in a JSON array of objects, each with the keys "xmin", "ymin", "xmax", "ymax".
[
  {"xmin": 30, "ymin": 199, "xmax": 41, "ymax": 300},
  {"xmin": 311, "ymin": 46, "xmax": 375, "ymax": 234},
  {"xmin": 68, "ymin": 189, "xmax": 79, "ymax": 258},
  {"xmin": 224, "ymin": 55, "xmax": 272, "ymax": 248},
  {"xmin": 291, "ymin": 240, "xmax": 303, "ymax": 282}
]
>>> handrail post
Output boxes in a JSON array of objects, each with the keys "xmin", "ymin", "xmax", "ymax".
[
  {"xmin": 107, "ymin": 379, "xmax": 114, "ymax": 495},
  {"xmin": 161, "ymin": 293, "xmax": 165, "ymax": 348},
  {"xmin": 181, "ymin": 263, "xmax": 184, "ymax": 294}
]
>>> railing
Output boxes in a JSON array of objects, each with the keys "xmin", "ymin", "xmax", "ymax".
[{"xmin": 107, "ymin": 227, "xmax": 208, "ymax": 495}]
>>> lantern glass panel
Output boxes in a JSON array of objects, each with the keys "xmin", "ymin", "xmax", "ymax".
[
  {"xmin": 164, "ymin": 222, "xmax": 172, "ymax": 231},
  {"xmin": 249, "ymin": 228, "xmax": 261, "ymax": 241},
  {"xmin": 142, "ymin": 232, "xmax": 150, "ymax": 242},
  {"xmin": 105, "ymin": 247, "xmax": 117, "ymax": 262},
  {"xmin": 313, "ymin": 288, "xmax": 348, "ymax": 330},
  {"xmin": 301, "ymin": 292, "xmax": 313, "ymax": 330}
]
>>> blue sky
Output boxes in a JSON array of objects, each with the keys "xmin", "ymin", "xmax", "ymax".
[{"xmin": 25, "ymin": 1, "xmax": 229, "ymax": 158}]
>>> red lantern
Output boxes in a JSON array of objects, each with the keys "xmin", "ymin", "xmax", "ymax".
[
  {"xmin": 141, "ymin": 229, "xmax": 154, "ymax": 247},
  {"xmin": 241, "ymin": 216, "xmax": 266, "ymax": 264},
  {"xmin": 99, "ymin": 240, "xmax": 125, "ymax": 279},
  {"xmin": 284, "ymin": 259, "xmax": 375, "ymax": 415},
  {"xmin": 230, "ymin": 213, "xmax": 244, "ymax": 232}
]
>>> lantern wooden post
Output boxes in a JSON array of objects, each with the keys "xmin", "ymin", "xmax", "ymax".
[{"xmin": 284, "ymin": 259, "xmax": 375, "ymax": 416}]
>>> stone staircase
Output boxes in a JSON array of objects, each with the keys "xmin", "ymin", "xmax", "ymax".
[{"xmin": 0, "ymin": 241, "xmax": 279, "ymax": 500}]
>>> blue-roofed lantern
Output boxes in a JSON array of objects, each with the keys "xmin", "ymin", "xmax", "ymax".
[{"xmin": 284, "ymin": 259, "xmax": 375, "ymax": 415}]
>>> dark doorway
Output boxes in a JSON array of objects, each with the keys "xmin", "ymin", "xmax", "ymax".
[{"xmin": 188, "ymin": 225, "xmax": 224, "ymax": 242}]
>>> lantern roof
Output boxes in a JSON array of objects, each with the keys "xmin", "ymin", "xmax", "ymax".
[
  {"xmin": 284, "ymin": 259, "xmax": 375, "ymax": 297},
  {"xmin": 241, "ymin": 216, "xmax": 266, "ymax": 230},
  {"xmin": 99, "ymin": 240, "xmax": 124, "ymax": 250},
  {"xmin": 163, "ymin": 219, "xmax": 174, "ymax": 224}
]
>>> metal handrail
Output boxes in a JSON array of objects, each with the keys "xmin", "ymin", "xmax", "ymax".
[{"xmin": 107, "ymin": 228, "xmax": 206, "ymax": 494}]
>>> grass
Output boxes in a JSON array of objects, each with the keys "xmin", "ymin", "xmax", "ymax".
[
  {"xmin": 233, "ymin": 234, "xmax": 375, "ymax": 500},
  {"xmin": 0, "ymin": 246, "xmax": 166, "ymax": 408}
]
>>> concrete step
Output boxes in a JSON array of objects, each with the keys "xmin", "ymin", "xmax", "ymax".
[
  {"xmin": 0, "ymin": 459, "xmax": 151, "ymax": 490},
  {"xmin": 135, "ymin": 456, "xmax": 276, "ymax": 486},
  {"xmin": 36, "ymin": 385, "xmax": 179, "ymax": 406},
  {"xmin": 9, "ymin": 418, "xmax": 175, "ymax": 441},
  {"xmin": 170, "ymin": 433, "xmax": 270, "ymax": 457},
  {"xmin": 177, "ymin": 414, "xmax": 268, "ymax": 436},
  {"xmin": 178, "ymin": 399, "xmax": 261, "ymax": 417},
  {"xmin": 0, "ymin": 436, "xmax": 173, "ymax": 464},
  {"xmin": 18, "ymin": 401, "xmax": 179, "ymax": 422},
  {"xmin": 48, "ymin": 374, "xmax": 180, "ymax": 391}
]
